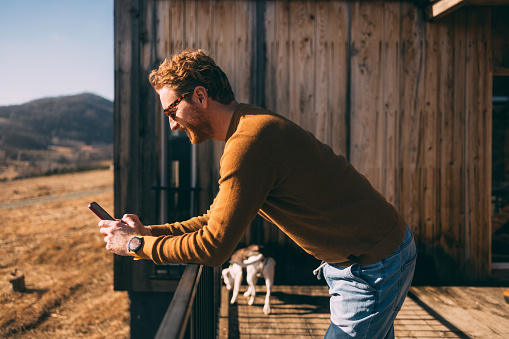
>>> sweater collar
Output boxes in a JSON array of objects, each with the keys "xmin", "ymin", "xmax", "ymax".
[{"xmin": 225, "ymin": 103, "xmax": 247, "ymax": 142}]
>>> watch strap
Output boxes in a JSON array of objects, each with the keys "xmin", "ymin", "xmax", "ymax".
[{"xmin": 128, "ymin": 236, "xmax": 143, "ymax": 260}]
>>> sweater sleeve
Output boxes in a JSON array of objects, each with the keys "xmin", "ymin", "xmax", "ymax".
[
  {"xmin": 149, "ymin": 215, "xmax": 210, "ymax": 236},
  {"xmin": 148, "ymin": 199, "xmax": 217, "ymax": 236},
  {"xmin": 136, "ymin": 120, "xmax": 276, "ymax": 266}
]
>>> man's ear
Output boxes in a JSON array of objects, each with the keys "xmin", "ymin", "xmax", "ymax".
[{"xmin": 194, "ymin": 86, "xmax": 208, "ymax": 107}]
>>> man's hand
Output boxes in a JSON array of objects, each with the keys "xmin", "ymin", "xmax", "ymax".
[{"xmin": 98, "ymin": 214, "xmax": 151, "ymax": 256}]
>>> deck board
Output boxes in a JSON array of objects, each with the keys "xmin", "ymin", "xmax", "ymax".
[
  {"xmin": 409, "ymin": 286, "xmax": 509, "ymax": 339},
  {"xmin": 219, "ymin": 285, "xmax": 509, "ymax": 338}
]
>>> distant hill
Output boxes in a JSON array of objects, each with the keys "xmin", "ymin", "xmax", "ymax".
[{"xmin": 0, "ymin": 93, "xmax": 113, "ymax": 155}]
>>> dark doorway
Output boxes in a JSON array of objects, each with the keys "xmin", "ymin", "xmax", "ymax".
[{"xmin": 492, "ymin": 75, "xmax": 509, "ymax": 270}]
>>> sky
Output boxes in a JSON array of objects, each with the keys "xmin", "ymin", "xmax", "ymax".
[{"xmin": 0, "ymin": 0, "xmax": 113, "ymax": 106}]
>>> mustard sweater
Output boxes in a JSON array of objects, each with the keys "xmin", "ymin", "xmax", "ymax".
[{"xmin": 138, "ymin": 104, "xmax": 406, "ymax": 267}]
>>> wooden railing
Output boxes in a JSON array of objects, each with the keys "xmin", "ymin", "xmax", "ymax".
[{"xmin": 154, "ymin": 264, "xmax": 220, "ymax": 339}]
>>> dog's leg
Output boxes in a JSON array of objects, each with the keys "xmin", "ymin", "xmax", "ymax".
[
  {"xmin": 245, "ymin": 265, "xmax": 257, "ymax": 306},
  {"xmin": 243, "ymin": 275, "xmax": 253, "ymax": 298},
  {"xmin": 243, "ymin": 265, "xmax": 254, "ymax": 298},
  {"xmin": 243, "ymin": 287, "xmax": 252, "ymax": 297},
  {"xmin": 230, "ymin": 264, "xmax": 242, "ymax": 304},
  {"xmin": 222, "ymin": 268, "xmax": 232, "ymax": 291},
  {"xmin": 263, "ymin": 258, "xmax": 276, "ymax": 315}
]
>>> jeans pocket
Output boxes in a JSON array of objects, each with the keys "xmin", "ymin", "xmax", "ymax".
[
  {"xmin": 350, "ymin": 264, "xmax": 377, "ymax": 293},
  {"xmin": 394, "ymin": 254, "xmax": 417, "ymax": 311},
  {"xmin": 401, "ymin": 252, "xmax": 417, "ymax": 272}
]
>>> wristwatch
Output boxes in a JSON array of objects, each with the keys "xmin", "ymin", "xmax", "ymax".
[{"xmin": 127, "ymin": 236, "xmax": 143, "ymax": 260}]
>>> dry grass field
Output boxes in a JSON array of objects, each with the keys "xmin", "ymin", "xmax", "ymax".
[{"xmin": 0, "ymin": 169, "xmax": 129, "ymax": 338}]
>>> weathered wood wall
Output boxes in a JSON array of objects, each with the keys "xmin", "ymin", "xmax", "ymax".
[
  {"xmin": 114, "ymin": 0, "xmax": 159, "ymax": 291},
  {"xmin": 114, "ymin": 0, "xmax": 496, "ymax": 286}
]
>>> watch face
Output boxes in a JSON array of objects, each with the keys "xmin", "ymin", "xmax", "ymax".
[{"xmin": 129, "ymin": 237, "xmax": 142, "ymax": 251}]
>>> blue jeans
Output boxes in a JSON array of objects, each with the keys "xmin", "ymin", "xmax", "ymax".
[{"xmin": 322, "ymin": 225, "xmax": 417, "ymax": 338}]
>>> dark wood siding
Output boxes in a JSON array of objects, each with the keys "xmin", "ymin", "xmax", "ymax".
[{"xmin": 114, "ymin": 0, "xmax": 498, "ymax": 286}]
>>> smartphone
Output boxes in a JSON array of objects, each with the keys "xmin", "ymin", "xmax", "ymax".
[{"xmin": 88, "ymin": 202, "xmax": 115, "ymax": 220}]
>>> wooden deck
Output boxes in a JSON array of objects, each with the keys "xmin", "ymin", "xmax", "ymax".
[{"xmin": 218, "ymin": 285, "xmax": 509, "ymax": 338}]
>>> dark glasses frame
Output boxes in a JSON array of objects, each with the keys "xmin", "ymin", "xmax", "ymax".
[{"xmin": 164, "ymin": 92, "xmax": 191, "ymax": 120}]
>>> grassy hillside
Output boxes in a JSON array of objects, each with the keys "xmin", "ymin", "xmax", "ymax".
[
  {"xmin": 0, "ymin": 93, "xmax": 112, "ymax": 152},
  {"xmin": 0, "ymin": 93, "xmax": 113, "ymax": 179}
]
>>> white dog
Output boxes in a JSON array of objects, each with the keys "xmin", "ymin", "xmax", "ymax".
[{"xmin": 222, "ymin": 245, "xmax": 276, "ymax": 315}]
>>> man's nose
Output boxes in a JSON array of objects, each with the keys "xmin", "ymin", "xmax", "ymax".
[{"xmin": 169, "ymin": 117, "xmax": 179, "ymax": 130}]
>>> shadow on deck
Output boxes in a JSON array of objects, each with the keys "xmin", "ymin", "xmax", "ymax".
[
  {"xmin": 219, "ymin": 284, "xmax": 509, "ymax": 338},
  {"xmin": 219, "ymin": 285, "xmax": 330, "ymax": 338}
]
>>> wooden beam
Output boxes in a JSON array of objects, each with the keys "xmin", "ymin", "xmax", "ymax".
[
  {"xmin": 425, "ymin": 0, "xmax": 509, "ymax": 20},
  {"xmin": 426, "ymin": 0, "xmax": 466, "ymax": 20},
  {"xmin": 493, "ymin": 69, "xmax": 509, "ymax": 76}
]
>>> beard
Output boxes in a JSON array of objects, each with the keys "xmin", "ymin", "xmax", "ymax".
[{"xmin": 183, "ymin": 105, "xmax": 214, "ymax": 144}]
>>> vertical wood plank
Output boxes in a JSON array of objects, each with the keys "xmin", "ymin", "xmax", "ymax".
[
  {"xmin": 349, "ymin": 1, "xmax": 383, "ymax": 187},
  {"xmin": 197, "ymin": 0, "xmax": 212, "ymax": 51},
  {"xmin": 398, "ymin": 1, "xmax": 424, "ymax": 240},
  {"xmin": 133, "ymin": 0, "xmax": 159, "ymax": 292},
  {"xmin": 211, "ymin": 0, "xmax": 234, "ymax": 85},
  {"xmin": 264, "ymin": 0, "xmax": 276, "ymax": 112},
  {"xmin": 169, "ymin": 0, "xmax": 184, "ymax": 52},
  {"xmin": 114, "ymin": 0, "xmax": 136, "ymax": 291},
  {"xmin": 275, "ymin": 0, "xmax": 290, "ymax": 119},
  {"xmin": 422, "ymin": 17, "xmax": 439, "ymax": 270},
  {"xmin": 464, "ymin": 7, "xmax": 492, "ymax": 281},
  {"xmin": 234, "ymin": 0, "xmax": 253, "ymax": 104},
  {"xmin": 184, "ymin": 0, "xmax": 197, "ymax": 49},
  {"xmin": 371, "ymin": 1, "xmax": 386, "ymax": 193},
  {"xmin": 139, "ymin": 1, "xmax": 158, "ymax": 220},
  {"xmin": 314, "ymin": 1, "xmax": 329, "ymax": 144},
  {"xmin": 483, "ymin": 9, "xmax": 493, "ymax": 278},
  {"xmin": 289, "ymin": 1, "xmax": 314, "ymax": 129},
  {"xmin": 381, "ymin": 1, "xmax": 400, "ymax": 206},
  {"xmin": 451, "ymin": 8, "xmax": 468, "ymax": 281},
  {"xmin": 156, "ymin": 1, "xmax": 171, "ymax": 65},
  {"xmin": 436, "ymin": 14, "xmax": 462, "ymax": 280},
  {"xmin": 328, "ymin": 1, "xmax": 348, "ymax": 156},
  {"xmin": 464, "ymin": 8, "xmax": 475, "ymax": 280}
]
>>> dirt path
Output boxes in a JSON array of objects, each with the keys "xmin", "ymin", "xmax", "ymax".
[
  {"xmin": 0, "ymin": 187, "xmax": 112, "ymax": 210},
  {"xmin": 0, "ymin": 169, "xmax": 129, "ymax": 338}
]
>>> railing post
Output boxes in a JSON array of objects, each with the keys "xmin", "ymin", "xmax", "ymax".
[{"xmin": 154, "ymin": 264, "xmax": 220, "ymax": 339}]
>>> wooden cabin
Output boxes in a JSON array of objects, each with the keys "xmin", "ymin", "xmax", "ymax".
[{"xmin": 113, "ymin": 0, "xmax": 509, "ymax": 336}]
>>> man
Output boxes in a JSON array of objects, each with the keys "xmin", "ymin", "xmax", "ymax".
[{"xmin": 99, "ymin": 48, "xmax": 416, "ymax": 338}]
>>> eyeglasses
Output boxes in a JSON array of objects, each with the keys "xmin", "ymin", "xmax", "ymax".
[{"xmin": 164, "ymin": 93, "xmax": 189, "ymax": 120}]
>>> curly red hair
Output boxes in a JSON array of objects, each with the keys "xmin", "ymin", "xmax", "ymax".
[{"xmin": 149, "ymin": 49, "xmax": 235, "ymax": 105}]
